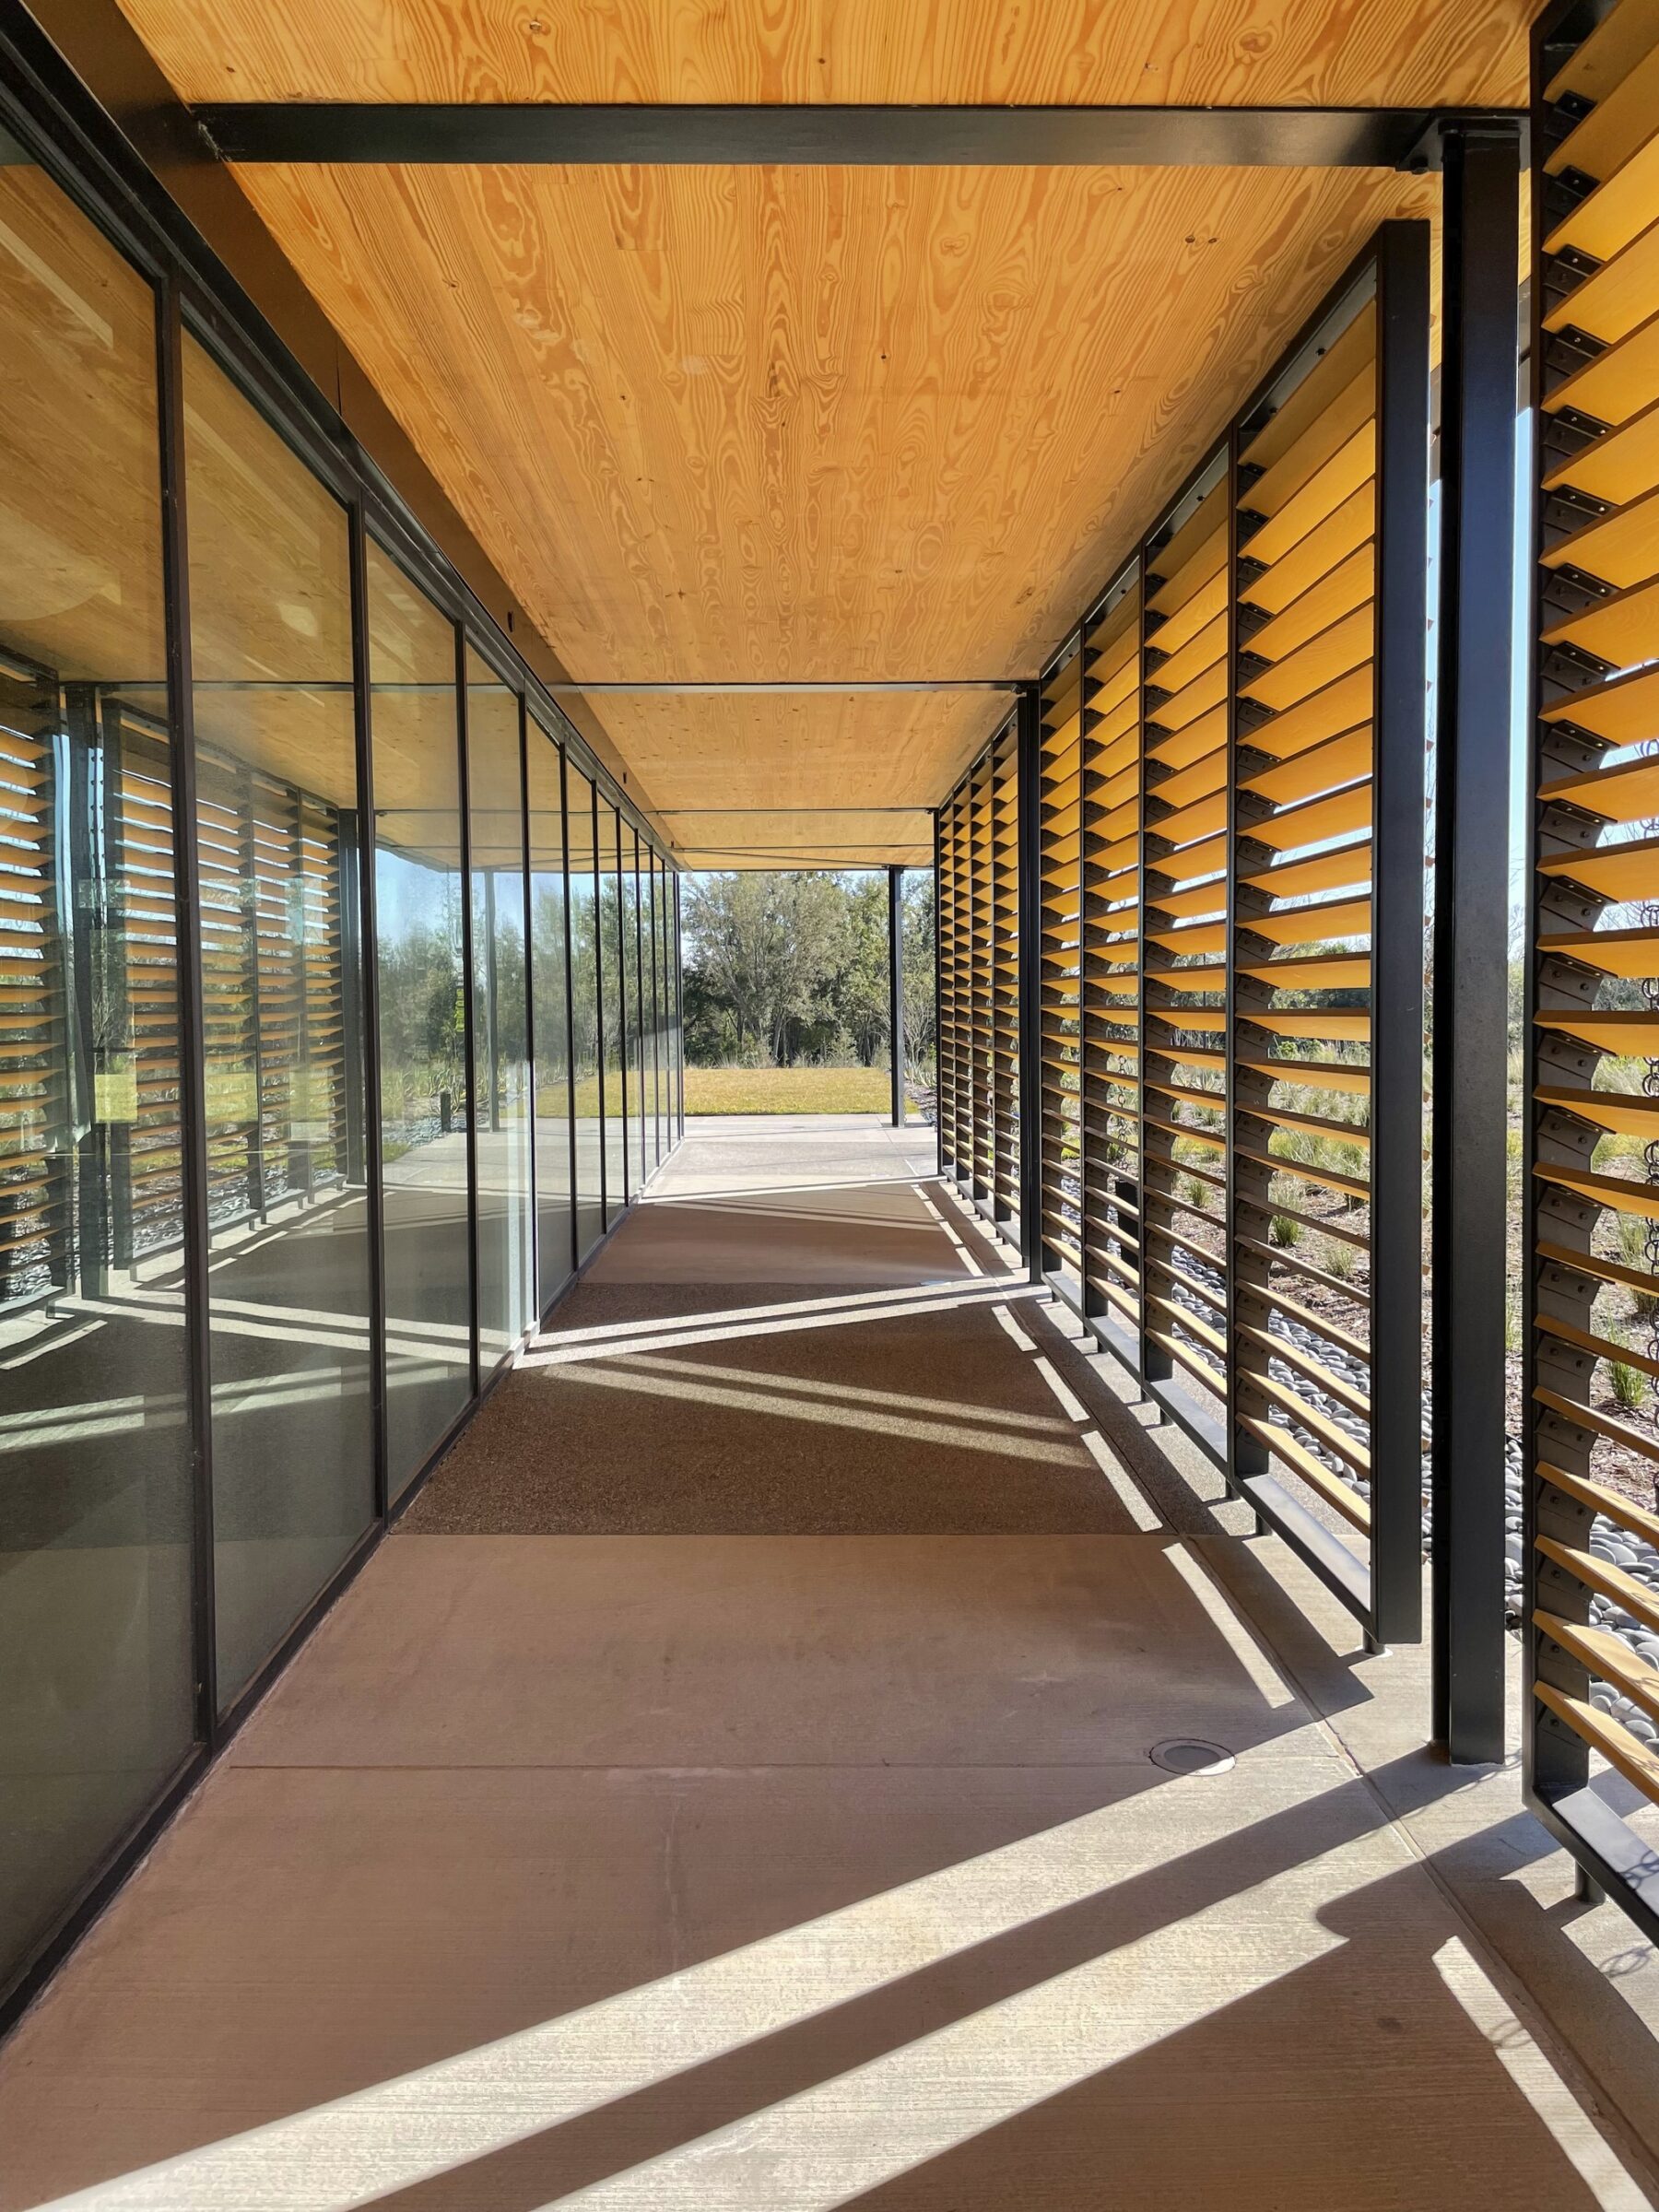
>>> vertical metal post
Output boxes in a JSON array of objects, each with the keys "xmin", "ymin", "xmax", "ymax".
[
  {"xmin": 156, "ymin": 273, "xmax": 218, "ymax": 1737},
  {"xmin": 1431, "ymin": 123, "xmax": 1521, "ymax": 1761},
  {"xmin": 516, "ymin": 695, "xmax": 536, "ymax": 1326},
  {"xmin": 1371, "ymin": 219, "xmax": 1432, "ymax": 1646},
  {"xmin": 888, "ymin": 863, "xmax": 905, "ymax": 1125},
  {"xmin": 1016, "ymin": 681, "xmax": 1043, "ymax": 1283},
  {"xmin": 592, "ymin": 780, "xmax": 607, "ymax": 1222},
  {"xmin": 454, "ymin": 629, "xmax": 480, "ymax": 1395},
  {"xmin": 347, "ymin": 503, "xmax": 389, "ymax": 1523},
  {"xmin": 559, "ymin": 745, "xmax": 579, "ymax": 1282}
]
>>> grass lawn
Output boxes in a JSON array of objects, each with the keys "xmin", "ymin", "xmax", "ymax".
[{"xmin": 684, "ymin": 1065, "xmax": 890, "ymax": 1115}]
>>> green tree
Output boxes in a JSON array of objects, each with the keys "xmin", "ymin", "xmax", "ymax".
[
  {"xmin": 831, "ymin": 875, "xmax": 890, "ymax": 1065},
  {"xmin": 683, "ymin": 872, "xmax": 851, "ymax": 1065}
]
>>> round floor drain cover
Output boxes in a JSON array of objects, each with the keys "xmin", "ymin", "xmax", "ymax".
[{"xmin": 1148, "ymin": 1737, "xmax": 1235, "ymax": 1777}]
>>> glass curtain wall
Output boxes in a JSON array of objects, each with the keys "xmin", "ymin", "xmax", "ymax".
[
  {"xmin": 622, "ymin": 827, "xmax": 642, "ymax": 1193},
  {"xmin": 465, "ymin": 653, "xmax": 533, "ymax": 1371},
  {"xmin": 650, "ymin": 853, "xmax": 665, "ymax": 1171},
  {"xmin": 0, "ymin": 143, "xmax": 681, "ymax": 2021},
  {"xmin": 602, "ymin": 800, "xmax": 628, "ymax": 1221},
  {"xmin": 527, "ymin": 718, "xmax": 573, "ymax": 1313},
  {"xmin": 567, "ymin": 763, "xmax": 605, "ymax": 1257},
  {"xmin": 0, "ymin": 166, "xmax": 197, "ymax": 1994},
  {"xmin": 182, "ymin": 334, "xmax": 374, "ymax": 1710},
  {"xmin": 368, "ymin": 543, "xmax": 472, "ymax": 1499}
]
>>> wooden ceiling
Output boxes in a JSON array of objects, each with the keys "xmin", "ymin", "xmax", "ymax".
[{"xmin": 115, "ymin": 0, "xmax": 1535, "ymax": 865}]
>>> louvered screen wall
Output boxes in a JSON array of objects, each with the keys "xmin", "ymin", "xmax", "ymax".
[
  {"xmin": 1230, "ymin": 288, "xmax": 1392, "ymax": 1577},
  {"xmin": 1527, "ymin": 0, "xmax": 1659, "ymax": 1911},
  {"xmin": 990, "ymin": 722, "xmax": 1020, "ymax": 1220},
  {"xmin": 0, "ymin": 656, "xmax": 67, "ymax": 1300},
  {"xmin": 1017, "ymin": 224, "xmax": 1428, "ymax": 1644},
  {"xmin": 112, "ymin": 709, "xmax": 186, "ymax": 1259},
  {"xmin": 197, "ymin": 753, "xmax": 352, "ymax": 1228},
  {"xmin": 936, "ymin": 713, "xmax": 1020, "ymax": 1224},
  {"xmin": 1142, "ymin": 463, "xmax": 1232, "ymax": 1427},
  {"xmin": 1081, "ymin": 572, "xmax": 1144, "ymax": 1341},
  {"xmin": 1038, "ymin": 647, "xmax": 1082, "ymax": 1271}
]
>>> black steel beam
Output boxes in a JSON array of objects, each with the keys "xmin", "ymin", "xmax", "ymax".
[
  {"xmin": 1430, "ymin": 123, "xmax": 1521, "ymax": 1764},
  {"xmin": 888, "ymin": 865, "xmax": 905, "ymax": 1128},
  {"xmin": 195, "ymin": 101, "xmax": 1514, "ymax": 170},
  {"xmin": 547, "ymin": 680, "xmax": 1018, "ymax": 694}
]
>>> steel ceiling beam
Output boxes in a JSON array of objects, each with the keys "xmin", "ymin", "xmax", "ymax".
[{"xmin": 194, "ymin": 102, "xmax": 1519, "ymax": 170}]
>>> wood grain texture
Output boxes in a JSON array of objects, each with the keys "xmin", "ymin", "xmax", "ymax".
[
  {"xmin": 667, "ymin": 807, "xmax": 935, "ymax": 869},
  {"xmin": 592, "ymin": 688, "xmax": 1003, "ymax": 808},
  {"xmin": 219, "ymin": 157, "xmax": 1439, "ymax": 854},
  {"xmin": 116, "ymin": 0, "xmax": 1532, "ymax": 107}
]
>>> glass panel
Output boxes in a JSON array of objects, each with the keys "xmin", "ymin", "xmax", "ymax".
[
  {"xmin": 641, "ymin": 851, "xmax": 654, "ymax": 1171},
  {"xmin": 567, "ymin": 764, "xmax": 604, "ymax": 1259},
  {"xmin": 654, "ymin": 844, "xmax": 667, "ymax": 1168},
  {"xmin": 601, "ymin": 800, "xmax": 628, "ymax": 1220},
  {"xmin": 0, "ymin": 168, "xmax": 197, "ymax": 1987},
  {"xmin": 368, "ymin": 544, "xmax": 471, "ymax": 1498},
  {"xmin": 465, "ymin": 650, "xmax": 532, "ymax": 1368},
  {"xmin": 527, "ymin": 716, "xmax": 571, "ymax": 1314},
  {"xmin": 623, "ymin": 828, "xmax": 644, "ymax": 1190},
  {"xmin": 666, "ymin": 867, "xmax": 681, "ymax": 1138},
  {"xmin": 182, "ymin": 334, "xmax": 372, "ymax": 1709}
]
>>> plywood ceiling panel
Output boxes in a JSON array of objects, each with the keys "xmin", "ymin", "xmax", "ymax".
[
  {"xmin": 118, "ymin": 0, "xmax": 1530, "ymax": 109},
  {"xmin": 668, "ymin": 809, "xmax": 935, "ymax": 869},
  {"xmin": 216, "ymin": 159, "xmax": 1439, "ymax": 853},
  {"xmin": 589, "ymin": 688, "xmax": 1006, "ymax": 807},
  {"xmin": 112, "ymin": 0, "xmax": 1530, "ymax": 860}
]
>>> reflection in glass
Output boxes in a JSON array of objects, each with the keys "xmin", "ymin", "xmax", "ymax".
[
  {"xmin": 664, "ymin": 865, "xmax": 679, "ymax": 1140},
  {"xmin": 528, "ymin": 718, "xmax": 571, "ymax": 1313},
  {"xmin": 601, "ymin": 800, "xmax": 628, "ymax": 1221},
  {"xmin": 0, "ymin": 167, "xmax": 197, "ymax": 1988},
  {"xmin": 648, "ymin": 852, "xmax": 665, "ymax": 1169},
  {"xmin": 369, "ymin": 545, "xmax": 472, "ymax": 1497},
  {"xmin": 567, "ymin": 764, "xmax": 604, "ymax": 1258},
  {"xmin": 466, "ymin": 653, "xmax": 532, "ymax": 1368},
  {"xmin": 622, "ymin": 826, "xmax": 643, "ymax": 1193},
  {"xmin": 182, "ymin": 335, "xmax": 373, "ymax": 1707}
]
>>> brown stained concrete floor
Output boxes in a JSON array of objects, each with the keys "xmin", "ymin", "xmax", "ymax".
[{"xmin": 1, "ymin": 1117, "xmax": 1657, "ymax": 2206}]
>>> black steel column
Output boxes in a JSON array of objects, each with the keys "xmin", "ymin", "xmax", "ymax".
[
  {"xmin": 1431, "ymin": 123, "xmax": 1521, "ymax": 1761},
  {"xmin": 157, "ymin": 273, "xmax": 218, "ymax": 1736},
  {"xmin": 1016, "ymin": 682, "xmax": 1043, "ymax": 1282},
  {"xmin": 888, "ymin": 864, "xmax": 905, "ymax": 1125},
  {"xmin": 454, "ymin": 629, "xmax": 480, "ymax": 1396},
  {"xmin": 516, "ymin": 696, "xmax": 536, "ymax": 1318},
  {"xmin": 347, "ymin": 503, "xmax": 389, "ymax": 1522},
  {"xmin": 1370, "ymin": 219, "xmax": 1432, "ymax": 1648}
]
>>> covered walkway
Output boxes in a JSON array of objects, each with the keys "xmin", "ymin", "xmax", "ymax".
[{"xmin": 1, "ymin": 1120, "xmax": 1653, "ymax": 2208}]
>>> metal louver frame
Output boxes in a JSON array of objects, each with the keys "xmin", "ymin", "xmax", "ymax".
[
  {"xmin": 1009, "ymin": 224, "xmax": 1431, "ymax": 1647},
  {"xmin": 1525, "ymin": 0, "xmax": 1659, "ymax": 1938},
  {"xmin": 936, "ymin": 712, "xmax": 1021, "ymax": 1227}
]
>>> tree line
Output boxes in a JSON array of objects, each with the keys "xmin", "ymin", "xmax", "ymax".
[{"xmin": 681, "ymin": 871, "xmax": 936, "ymax": 1073}]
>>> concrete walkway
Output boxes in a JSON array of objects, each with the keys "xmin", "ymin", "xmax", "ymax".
[{"xmin": 0, "ymin": 1120, "xmax": 1654, "ymax": 2206}]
